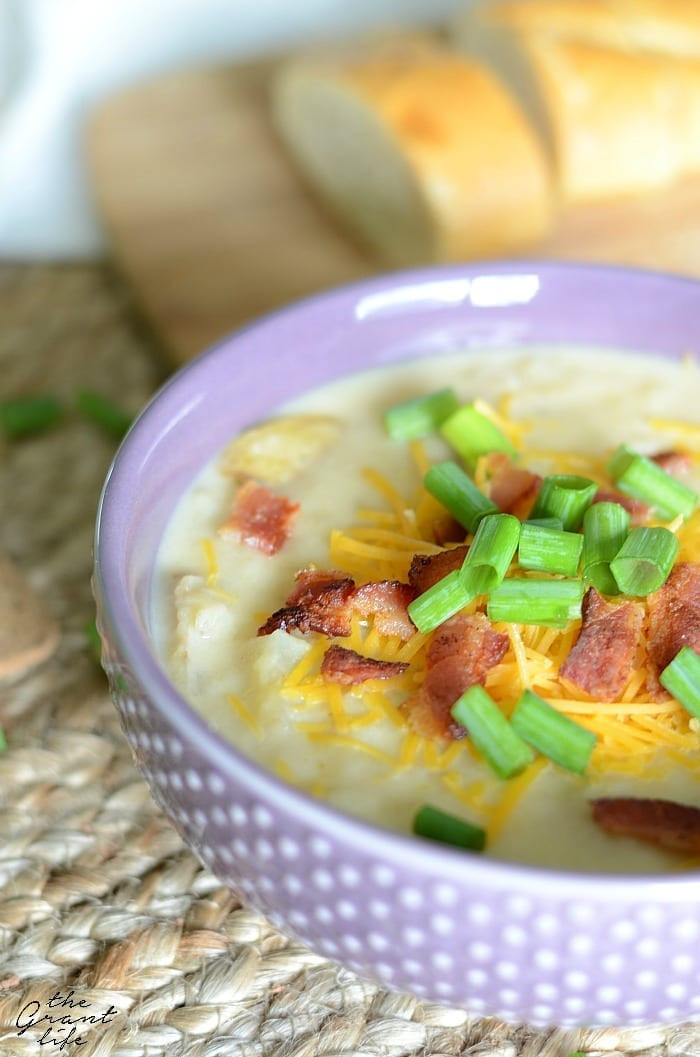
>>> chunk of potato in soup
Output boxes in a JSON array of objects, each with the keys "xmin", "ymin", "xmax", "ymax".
[{"xmin": 154, "ymin": 347, "xmax": 700, "ymax": 874}]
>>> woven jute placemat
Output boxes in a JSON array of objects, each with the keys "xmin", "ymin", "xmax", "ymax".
[{"xmin": 0, "ymin": 263, "xmax": 698, "ymax": 1057}]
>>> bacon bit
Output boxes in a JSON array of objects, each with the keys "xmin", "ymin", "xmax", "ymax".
[
  {"xmin": 559, "ymin": 588, "xmax": 644, "ymax": 702},
  {"xmin": 647, "ymin": 562, "xmax": 700, "ymax": 696},
  {"xmin": 651, "ymin": 450, "xmax": 692, "ymax": 476},
  {"xmin": 353, "ymin": 580, "xmax": 417, "ymax": 640},
  {"xmin": 401, "ymin": 612, "xmax": 508, "ymax": 740},
  {"xmin": 432, "ymin": 515, "xmax": 466, "ymax": 546},
  {"xmin": 483, "ymin": 452, "xmax": 542, "ymax": 520},
  {"xmin": 219, "ymin": 481, "xmax": 299, "ymax": 556},
  {"xmin": 320, "ymin": 644, "xmax": 408, "ymax": 685},
  {"xmin": 408, "ymin": 545, "xmax": 469, "ymax": 595},
  {"xmin": 258, "ymin": 568, "xmax": 356, "ymax": 637},
  {"xmin": 591, "ymin": 797, "xmax": 700, "ymax": 855},
  {"xmin": 594, "ymin": 488, "xmax": 650, "ymax": 526}
]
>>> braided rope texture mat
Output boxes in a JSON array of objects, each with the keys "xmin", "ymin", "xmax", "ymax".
[{"xmin": 0, "ymin": 263, "xmax": 699, "ymax": 1057}]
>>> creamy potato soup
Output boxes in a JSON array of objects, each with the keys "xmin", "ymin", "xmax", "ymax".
[{"xmin": 154, "ymin": 347, "xmax": 700, "ymax": 873}]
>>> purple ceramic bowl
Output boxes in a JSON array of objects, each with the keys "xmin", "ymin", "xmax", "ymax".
[{"xmin": 94, "ymin": 262, "xmax": 700, "ymax": 1029}]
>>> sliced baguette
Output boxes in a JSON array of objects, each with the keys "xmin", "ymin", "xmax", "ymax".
[
  {"xmin": 271, "ymin": 41, "xmax": 553, "ymax": 265},
  {"xmin": 453, "ymin": 1, "xmax": 700, "ymax": 202}
]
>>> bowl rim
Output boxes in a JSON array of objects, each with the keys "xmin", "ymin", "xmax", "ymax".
[{"xmin": 95, "ymin": 258, "xmax": 700, "ymax": 899}]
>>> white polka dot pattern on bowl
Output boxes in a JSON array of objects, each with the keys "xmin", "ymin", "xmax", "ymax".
[{"xmin": 101, "ymin": 653, "xmax": 700, "ymax": 1030}]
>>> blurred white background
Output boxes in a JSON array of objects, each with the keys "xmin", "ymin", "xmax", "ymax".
[{"xmin": 0, "ymin": 0, "xmax": 467, "ymax": 259}]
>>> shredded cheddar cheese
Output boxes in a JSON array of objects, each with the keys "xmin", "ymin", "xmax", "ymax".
[{"xmin": 271, "ymin": 398, "xmax": 700, "ymax": 846}]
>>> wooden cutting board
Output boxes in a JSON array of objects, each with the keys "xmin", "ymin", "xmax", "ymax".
[{"xmin": 87, "ymin": 53, "xmax": 700, "ymax": 365}]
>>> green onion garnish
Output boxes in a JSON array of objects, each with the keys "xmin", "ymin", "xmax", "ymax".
[
  {"xmin": 659, "ymin": 646, "xmax": 700, "ymax": 717},
  {"xmin": 525, "ymin": 516, "xmax": 563, "ymax": 530},
  {"xmin": 0, "ymin": 395, "xmax": 62, "ymax": 438},
  {"xmin": 76, "ymin": 389, "xmax": 133, "ymax": 439},
  {"xmin": 529, "ymin": 474, "xmax": 598, "ymax": 531},
  {"xmin": 413, "ymin": 803, "xmax": 486, "ymax": 851},
  {"xmin": 609, "ymin": 525, "xmax": 679, "ymax": 595},
  {"xmin": 0, "ymin": 723, "xmax": 6, "ymax": 752},
  {"xmin": 84, "ymin": 617, "xmax": 102, "ymax": 663},
  {"xmin": 510, "ymin": 690, "xmax": 597, "ymax": 774},
  {"xmin": 582, "ymin": 501, "xmax": 630, "ymax": 595},
  {"xmin": 486, "ymin": 577, "xmax": 584, "ymax": 627},
  {"xmin": 440, "ymin": 402, "xmax": 517, "ymax": 472},
  {"xmin": 450, "ymin": 685, "xmax": 535, "ymax": 779},
  {"xmin": 407, "ymin": 568, "xmax": 473, "ymax": 634},
  {"xmin": 461, "ymin": 512, "xmax": 520, "ymax": 593},
  {"xmin": 384, "ymin": 387, "xmax": 460, "ymax": 440},
  {"xmin": 518, "ymin": 522, "xmax": 583, "ymax": 578},
  {"xmin": 423, "ymin": 460, "xmax": 498, "ymax": 535},
  {"xmin": 608, "ymin": 444, "xmax": 697, "ymax": 521}
]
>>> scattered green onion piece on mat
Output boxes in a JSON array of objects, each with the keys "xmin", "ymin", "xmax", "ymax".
[
  {"xmin": 529, "ymin": 474, "xmax": 597, "ymax": 531},
  {"xmin": 518, "ymin": 522, "xmax": 583, "ymax": 578},
  {"xmin": 609, "ymin": 525, "xmax": 679, "ymax": 595},
  {"xmin": 0, "ymin": 723, "xmax": 6, "ymax": 752},
  {"xmin": 608, "ymin": 443, "xmax": 697, "ymax": 520},
  {"xmin": 659, "ymin": 646, "xmax": 700, "ymax": 717},
  {"xmin": 487, "ymin": 577, "xmax": 584, "ymax": 628},
  {"xmin": 440, "ymin": 401, "xmax": 517, "ymax": 472},
  {"xmin": 407, "ymin": 568, "xmax": 475, "ymax": 634},
  {"xmin": 84, "ymin": 618, "xmax": 102, "ymax": 663},
  {"xmin": 582, "ymin": 501, "xmax": 630, "ymax": 595},
  {"xmin": 423, "ymin": 460, "xmax": 498, "ymax": 535},
  {"xmin": 450, "ymin": 685, "xmax": 535, "ymax": 779},
  {"xmin": 0, "ymin": 395, "xmax": 62, "ymax": 438},
  {"xmin": 413, "ymin": 804, "xmax": 486, "ymax": 851},
  {"xmin": 510, "ymin": 690, "xmax": 597, "ymax": 775},
  {"xmin": 384, "ymin": 387, "xmax": 460, "ymax": 440},
  {"xmin": 76, "ymin": 389, "xmax": 133, "ymax": 439},
  {"xmin": 461, "ymin": 512, "xmax": 520, "ymax": 593}
]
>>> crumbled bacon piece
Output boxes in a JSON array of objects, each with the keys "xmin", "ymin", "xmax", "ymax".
[
  {"xmin": 651, "ymin": 450, "xmax": 692, "ymax": 476},
  {"xmin": 593, "ymin": 488, "xmax": 650, "ymax": 526},
  {"xmin": 483, "ymin": 452, "xmax": 542, "ymax": 520},
  {"xmin": 220, "ymin": 481, "xmax": 299, "ymax": 556},
  {"xmin": 320, "ymin": 644, "xmax": 408, "ymax": 685},
  {"xmin": 353, "ymin": 580, "xmax": 416, "ymax": 640},
  {"xmin": 408, "ymin": 546, "xmax": 469, "ymax": 594},
  {"xmin": 401, "ymin": 612, "xmax": 508, "ymax": 740},
  {"xmin": 591, "ymin": 798, "xmax": 700, "ymax": 855},
  {"xmin": 559, "ymin": 588, "xmax": 644, "ymax": 702},
  {"xmin": 647, "ymin": 562, "xmax": 700, "ymax": 696},
  {"xmin": 258, "ymin": 568, "xmax": 356, "ymax": 637}
]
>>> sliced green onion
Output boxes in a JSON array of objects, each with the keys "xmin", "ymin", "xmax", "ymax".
[
  {"xmin": 424, "ymin": 460, "xmax": 498, "ymax": 535},
  {"xmin": 76, "ymin": 389, "xmax": 133, "ymax": 439},
  {"xmin": 510, "ymin": 690, "xmax": 597, "ymax": 774},
  {"xmin": 518, "ymin": 522, "xmax": 583, "ymax": 578},
  {"xmin": 487, "ymin": 577, "xmax": 584, "ymax": 627},
  {"xmin": 609, "ymin": 525, "xmax": 679, "ymax": 595},
  {"xmin": 0, "ymin": 722, "xmax": 6, "ymax": 752},
  {"xmin": 529, "ymin": 474, "xmax": 598, "ymax": 531},
  {"xmin": 407, "ymin": 568, "xmax": 473, "ymax": 634},
  {"xmin": 608, "ymin": 443, "xmax": 697, "ymax": 520},
  {"xmin": 450, "ymin": 685, "xmax": 535, "ymax": 779},
  {"xmin": 384, "ymin": 387, "xmax": 460, "ymax": 440},
  {"xmin": 440, "ymin": 401, "xmax": 517, "ymax": 472},
  {"xmin": 84, "ymin": 617, "xmax": 102, "ymax": 663},
  {"xmin": 413, "ymin": 803, "xmax": 486, "ymax": 851},
  {"xmin": 582, "ymin": 501, "xmax": 630, "ymax": 595},
  {"xmin": 461, "ymin": 512, "xmax": 520, "ymax": 593},
  {"xmin": 525, "ymin": 516, "xmax": 563, "ymax": 530},
  {"xmin": 659, "ymin": 646, "xmax": 700, "ymax": 717},
  {"xmin": 0, "ymin": 395, "xmax": 62, "ymax": 437}
]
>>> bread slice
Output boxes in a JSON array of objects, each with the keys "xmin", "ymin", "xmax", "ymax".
[
  {"xmin": 452, "ymin": 1, "xmax": 700, "ymax": 202},
  {"xmin": 271, "ymin": 41, "xmax": 553, "ymax": 265}
]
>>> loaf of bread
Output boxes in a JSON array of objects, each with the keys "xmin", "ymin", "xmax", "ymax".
[
  {"xmin": 452, "ymin": 0, "xmax": 700, "ymax": 203},
  {"xmin": 271, "ymin": 40, "xmax": 553, "ymax": 266},
  {"xmin": 453, "ymin": 0, "xmax": 700, "ymax": 59}
]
